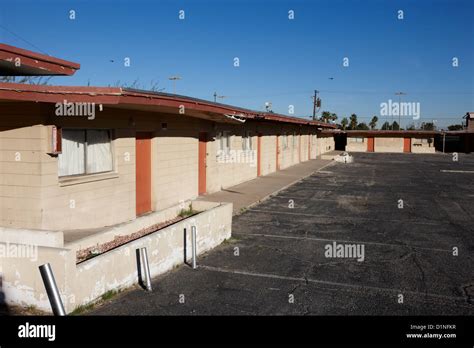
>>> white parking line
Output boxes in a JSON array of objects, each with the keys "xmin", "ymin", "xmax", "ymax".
[
  {"xmin": 200, "ymin": 265, "xmax": 469, "ymax": 303},
  {"xmin": 440, "ymin": 170, "xmax": 474, "ymax": 173},
  {"xmin": 239, "ymin": 233, "xmax": 452, "ymax": 253},
  {"xmin": 247, "ymin": 209, "xmax": 442, "ymax": 225}
]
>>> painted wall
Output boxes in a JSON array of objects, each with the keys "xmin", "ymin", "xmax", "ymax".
[
  {"xmin": 0, "ymin": 102, "xmax": 332, "ymax": 231},
  {"xmin": 0, "ymin": 201, "xmax": 232, "ymax": 313},
  {"xmin": 346, "ymin": 137, "xmax": 367, "ymax": 152},
  {"xmin": 316, "ymin": 135, "xmax": 335, "ymax": 156},
  {"xmin": 374, "ymin": 137, "xmax": 404, "ymax": 152},
  {"xmin": 411, "ymin": 138, "xmax": 436, "ymax": 153}
]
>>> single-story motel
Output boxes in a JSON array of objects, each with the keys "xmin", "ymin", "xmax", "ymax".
[{"xmin": 0, "ymin": 43, "xmax": 473, "ymax": 313}]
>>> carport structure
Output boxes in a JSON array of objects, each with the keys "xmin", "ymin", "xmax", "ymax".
[{"xmin": 91, "ymin": 152, "xmax": 474, "ymax": 315}]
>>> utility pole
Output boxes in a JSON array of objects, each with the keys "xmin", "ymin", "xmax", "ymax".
[
  {"xmin": 214, "ymin": 92, "xmax": 226, "ymax": 103},
  {"xmin": 395, "ymin": 91, "xmax": 406, "ymax": 129},
  {"xmin": 312, "ymin": 90, "xmax": 320, "ymax": 120},
  {"xmin": 168, "ymin": 76, "xmax": 181, "ymax": 94}
]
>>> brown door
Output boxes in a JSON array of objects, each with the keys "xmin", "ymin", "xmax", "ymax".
[
  {"xmin": 136, "ymin": 132, "xmax": 152, "ymax": 216},
  {"xmin": 198, "ymin": 132, "xmax": 207, "ymax": 195},
  {"xmin": 257, "ymin": 133, "xmax": 262, "ymax": 176},
  {"xmin": 276, "ymin": 134, "xmax": 280, "ymax": 170},
  {"xmin": 403, "ymin": 138, "xmax": 411, "ymax": 153},
  {"xmin": 367, "ymin": 137, "xmax": 375, "ymax": 152}
]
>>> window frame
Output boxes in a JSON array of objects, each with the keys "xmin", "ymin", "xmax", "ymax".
[
  {"xmin": 242, "ymin": 131, "xmax": 253, "ymax": 152},
  {"xmin": 217, "ymin": 131, "xmax": 231, "ymax": 155},
  {"xmin": 58, "ymin": 128, "xmax": 115, "ymax": 178}
]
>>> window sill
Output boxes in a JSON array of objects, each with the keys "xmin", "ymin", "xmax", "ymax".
[{"xmin": 59, "ymin": 172, "xmax": 119, "ymax": 187}]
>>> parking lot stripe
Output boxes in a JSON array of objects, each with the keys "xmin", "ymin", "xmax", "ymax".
[
  {"xmin": 199, "ymin": 265, "xmax": 469, "ymax": 303},
  {"xmin": 239, "ymin": 233, "xmax": 452, "ymax": 253},
  {"xmin": 247, "ymin": 209, "xmax": 443, "ymax": 225}
]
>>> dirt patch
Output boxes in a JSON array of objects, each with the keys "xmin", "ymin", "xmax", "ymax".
[{"xmin": 76, "ymin": 213, "xmax": 198, "ymax": 264}]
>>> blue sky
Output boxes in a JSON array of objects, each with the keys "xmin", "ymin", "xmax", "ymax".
[{"xmin": 0, "ymin": 0, "xmax": 472, "ymax": 128}]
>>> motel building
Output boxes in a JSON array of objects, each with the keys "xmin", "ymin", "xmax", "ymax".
[
  {"xmin": 0, "ymin": 44, "xmax": 336, "ymax": 313},
  {"xmin": 344, "ymin": 130, "xmax": 437, "ymax": 153}
]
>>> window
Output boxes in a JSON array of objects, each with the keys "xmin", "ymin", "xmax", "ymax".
[
  {"xmin": 349, "ymin": 137, "xmax": 364, "ymax": 143},
  {"xmin": 58, "ymin": 129, "xmax": 113, "ymax": 177},
  {"xmin": 217, "ymin": 131, "xmax": 231, "ymax": 154},
  {"xmin": 242, "ymin": 131, "xmax": 252, "ymax": 151}
]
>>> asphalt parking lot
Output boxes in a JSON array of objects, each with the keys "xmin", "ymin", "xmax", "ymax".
[{"xmin": 91, "ymin": 153, "xmax": 474, "ymax": 315}]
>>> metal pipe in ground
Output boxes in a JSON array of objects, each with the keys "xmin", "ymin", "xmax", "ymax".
[
  {"xmin": 138, "ymin": 247, "xmax": 153, "ymax": 292},
  {"xmin": 191, "ymin": 226, "xmax": 197, "ymax": 269},
  {"xmin": 38, "ymin": 263, "xmax": 66, "ymax": 316}
]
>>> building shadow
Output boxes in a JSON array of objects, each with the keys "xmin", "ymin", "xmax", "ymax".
[{"xmin": 0, "ymin": 276, "xmax": 10, "ymax": 315}]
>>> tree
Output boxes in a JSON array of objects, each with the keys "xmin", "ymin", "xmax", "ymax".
[
  {"xmin": 447, "ymin": 124, "xmax": 463, "ymax": 131},
  {"xmin": 320, "ymin": 111, "xmax": 338, "ymax": 123},
  {"xmin": 406, "ymin": 123, "xmax": 415, "ymax": 130},
  {"xmin": 392, "ymin": 121, "xmax": 400, "ymax": 130},
  {"xmin": 320, "ymin": 111, "xmax": 331, "ymax": 123},
  {"xmin": 356, "ymin": 122, "xmax": 370, "ymax": 130},
  {"xmin": 0, "ymin": 76, "xmax": 52, "ymax": 85},
  {"xmin": 349, "ymin": 114, "xmax": 358, "ymax": 130},
  {"xmin": 340, "ymin": 117, "xmax": 348, "ymax": 130},
  {"xmin": 381, "ymin": 121, "xmax": 390, "ymax": 130},
  {"xmin": 369, "ymin": 116, "xmax": 378, "ymax": 130},
  {"xmin": 421, "ymin": 122, "xmax": 435, "ymax": 131}
]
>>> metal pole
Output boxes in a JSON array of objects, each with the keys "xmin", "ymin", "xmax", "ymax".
[
  {"xmin": 191, "ymin": 226, "xmax": 197, "ymax": 269},
  {"xmin": 138, "ymin": 247, "xmax": 152, "ymax": 291},
  {"xmin": 443, "ymin": 133, "xmax": 446, "ymax": 153},
  {"xmin": 39, "ymin": 263, "xmax": 66, "ymax": 316}
]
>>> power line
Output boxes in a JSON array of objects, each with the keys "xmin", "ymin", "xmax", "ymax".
[{"xmin": 0, "ymin": 24, "xmax": 48, "ymax": 55}]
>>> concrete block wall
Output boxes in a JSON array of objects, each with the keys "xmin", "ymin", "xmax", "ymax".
[
  {"xmin": 316, "ymin": 135, "xmax": 335, "ymax": 156},
  {"xmin": 0, "ymin": 103, "xmax": 45, "ymax": 229},
  {"xmin": 0, "ymin": 201, "xmax": 232, "ymax": 313},
  {"xmin": 374, "ymin": 137, "xmax": 404, "ymax": 152},
  {"xmin": 206, "ymin": 123, "xmax": 258, "ymax": 193},
  {"xmin": 40, "ymin": 107, "xmax": 137, "ymax": 231},
  {"xmin": 0, "ymin": 101, "xmax": 332, "ymax": 232},
  {"xmin": 346, "ymin": 137, "xmax": 367, "ymax": 152},
  {"xmin": 411, "ymin": 138, "xmax": 436, "ymax": 153},
  {"xmin": 152, "ymin": 115, "xmax": 200, "ymax": 211}
]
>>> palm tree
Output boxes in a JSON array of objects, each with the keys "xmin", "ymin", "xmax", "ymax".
[
  {"xmin": 349, "ymin": 114, "xmax": 358, "ymax": 130},
  {"xmin": 341, "ymin": 117, "xmax": 348, "ymax": 130},
  {"xmin": 320, "ymin": 111, "xmax": 331, "ymax": 123},
  {"xmin": 369, "ymin": 116, "xmax": 378, "ymax": 130}
]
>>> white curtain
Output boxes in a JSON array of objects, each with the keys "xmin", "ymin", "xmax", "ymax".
[
  {"xmin": 86, "ymin": 130, "xmax": 113, "ymax": 173},
  {"xmin": 58, "ymin": 130, "xmax": 85, "ymax": 176}
]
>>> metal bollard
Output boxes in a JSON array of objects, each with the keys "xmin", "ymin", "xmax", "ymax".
[
  {"xmin": 38, "ymin": 263, "xmax": 66, "ymax": 316},
  {"xmin": 191, "ymin": 226, "xmax": 197, "ymax": 269},
  {"xmin": 138, "ymin": 247, "xmax": 152, "ymax": 291}
]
